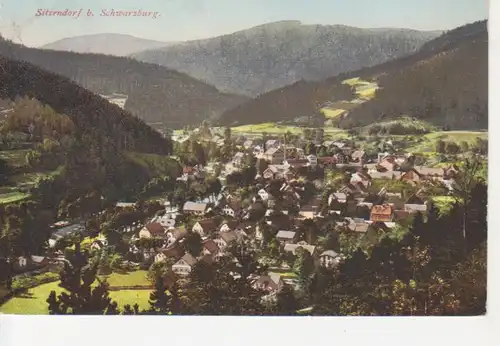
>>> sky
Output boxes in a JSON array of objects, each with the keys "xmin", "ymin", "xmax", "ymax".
[{"xmin": 0, "ymin": 0, "xmax": 489, "ymax": 47}]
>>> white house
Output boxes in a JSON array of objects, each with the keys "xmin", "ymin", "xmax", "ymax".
[
  {"xmin": 306, "ymin": 154, "xmax": 318, "ymax": 167},
  {"xmin": 319, "ymin": 250, "xmax": 341, "ymax": 268},
  {"xmin": 172, "ymin": 253, "xmax": 198, "ymax": 276},
  {"xmin": 214, "ymin": 231, "xmax": 238, "ymax": 252},
  {"xmin": 192, "ymin": 218, "xmax": 218, "ymax": 238},
  {"xmin": 276, "ymin": 230, "xmax": 296, "ymax": 244},
  {"xmin": 232, "ymin": 152, "xmax": 245, "ymax": 167},
  {"xmin": 258, "ymin": 189, "xmax": 269, "ymax": 201},
  {"xmin": 153, "ymin": 215, "xmax": 176, "ymax": 229}
]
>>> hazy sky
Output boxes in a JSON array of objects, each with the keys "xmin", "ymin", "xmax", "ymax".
[{"xmin": 0, "ymin": 0, "xmax": 489, "ymax": 47}]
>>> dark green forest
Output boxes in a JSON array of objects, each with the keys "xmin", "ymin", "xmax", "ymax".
[
  {"xmin": 0, "ymin": 37, "xmax": 247, "ymax": 129},
  {"xmin": 219, "ymin": 21, "xmax": 487, "ymax": 130}
]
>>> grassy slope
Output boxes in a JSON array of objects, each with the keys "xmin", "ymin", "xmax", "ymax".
[
  {"xmin": 406, "ymin": 131, "xmax": 487, "ymax": 152},
  {"xmin": 0, "ymin": 270, "xmax": 152, "ymax": 314}
]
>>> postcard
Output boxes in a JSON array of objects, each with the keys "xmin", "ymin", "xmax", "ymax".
[{"xmin": 0, "ymin": 0, "xmax": 488, "ymax": 319}]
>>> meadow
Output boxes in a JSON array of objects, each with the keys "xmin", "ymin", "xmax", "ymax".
[{"xmin": 0, "ymin": 270, "xmax": 152, "ymax": 314}]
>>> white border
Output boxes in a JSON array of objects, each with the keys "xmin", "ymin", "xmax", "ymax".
[{"xmin": 0, "ymin": 1, "xmax": 498, "ymax": 345}]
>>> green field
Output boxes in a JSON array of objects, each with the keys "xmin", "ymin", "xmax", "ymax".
[
  {"xmin": 0, "ymin": 191, "xmax": 31, "ymax": 205},
  {"xmin": 231, "ymin": 122, "xmax": 303, "ymax": 134},
  {"xmin": 231, "ymin": 123, "xmax": 349, "ymax": 138},
  {"xmin": 0, "ymin": 149, "xmax": 29, "ymax": 168},
  {"xmin": 99, "ymin": 270, "xmax": 150, "ymax": 287},
  {"xmin": 342, "ymin": 77, "xmax": 361, "ymax": 86},
  {"xmin": 406, "ymin": 131, "xmax": 488, "ymax": 152},
  {"xmin": 321, "ymin": 108, "xmax": 346, "ymax": 119},
  {"xmin": 0, "ymin": 270, "xmax": 152, "ymax": 314}
]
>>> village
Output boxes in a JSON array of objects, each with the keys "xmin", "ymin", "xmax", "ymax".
[{"xmin": 4, "ymin": 122, "xmax": 472, "ymax": 310}]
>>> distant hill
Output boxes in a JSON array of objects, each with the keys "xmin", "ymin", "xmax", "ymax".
[
  {"xmin": 219, "ymin": 20, "xmax": 487, "ymax": 131},
  {"xmin": 41, "ymin": 33, "xmax": 175, "ymax": 57},
  {"xmin": 0, "ymin": 37, "xmax": 248, "ymax": 129},
  {"xmin": 131, "ymin": 21, "xmax": 441, "ymax": 96}
]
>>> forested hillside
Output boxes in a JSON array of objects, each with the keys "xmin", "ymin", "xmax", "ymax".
[
  {"xmin": 0, "ymin": 37, "xmax": 247, "ymax": 129},
  {"xmin": 219, "ymin": 20, "xmax": 487, "ymax": 130},
  {"xmin": 132, "ymin": 21, "xmax": 440, "ymax": 97},
  {"xmin": 0, "ymin": 56, "xmax": 181, "ymax": 207}
]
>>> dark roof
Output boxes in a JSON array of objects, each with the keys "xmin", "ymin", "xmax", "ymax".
[
  {"xmin": 196, "ymin": 218, "xmax": 219, "ymax": 231},
  {"xmin": 177, "ymin": 253, "xmax": 198, "ymax": 266},
  {"xmin": 394, "ymin": 210, "xmax": 411, "ymax": 220},
  {"xmin": 145, "ymin": 222, "xmax": 165, "ymax": 235},
  {"xmin": 202, "ymin": 239, "xmax": 219, "ymax": 254}
]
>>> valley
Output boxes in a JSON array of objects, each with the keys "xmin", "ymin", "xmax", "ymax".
[{"xmin": 0, "ymin": 18, "xmax": 488, "ymax": 318}]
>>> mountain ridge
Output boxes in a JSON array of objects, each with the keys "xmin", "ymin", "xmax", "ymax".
[
  {"xmin": 41, "ymin": 33, "xmax": 176, "ymax": 57},
  {"xmin": 131, "ymin": 21, "xmax": 441, "ymax": 96},
  {"xmin": 0, "ymin": 36, "xmax": 248, "ymax": 129},
  {"xmin": 218, "ymin": 20, "xmax": 487, "ymax": 131}
]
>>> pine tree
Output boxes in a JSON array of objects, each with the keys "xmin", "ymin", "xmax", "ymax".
[
  {"xmin": 46, "ymin": 242, "xmax": 119, "ymax": 315},
  {"xmin": 147, "ymin": 272, "xmax": 171, "ymax": 314}
]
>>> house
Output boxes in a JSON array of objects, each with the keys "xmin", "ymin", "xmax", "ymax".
[
  {"xmin": 399, "ymin": 168, "xmax": 423, "ymax": 185},
  {"xmin": 154, "ymin": 215, "xmax": 176, "ymax": 229},
  {"xmin": 385, "ymin": 193, "xmax": 405, "ymax": 210},
  {"xmin": 265, "ymin": 139, "xmax": 280, "ymax": 150},
  {"xmin": 115, "ymin": 202, "xmax": 136, "ymax": 208},
  {"xmin": 370, "ymin": 204, "xmax": 393, "ymax": 222},
  {"xmin": 378, "ymin": 156, "xmax": 400, "ymax": 172},
  {"xmin": 214, "ymin": 231, "xmax": 238, "ymax": 251},
  {"xmin": 319, "ymin": 250, "xmax": 341, "ymax": 268},
  {"xmin": 404, "ymin": 203, "xmax": 428, "ymax": 213},
  {"xmin": 154, "ymin": 245, "xmax": 184, "ymax": 263},
  {"xmin": 299, "ymin": 204, "xmax": 320, "ymax": 219},
  {"xmin": 284, "ymin": 158, "xmax": 309, "ymax": 169},
  {"xmin": 264, "ymin": 147, "xmax": 285, "ymax": 165},
  {"xmin": 283, "ymin": 243, "xmax": 316, "ymax": 256},
  {"xmin": 219, "ymin": 220, "xmax": 239, "ymax": 233},
  {"xmin": 243, "ymin": 139, "xmax": 255, "ymax": 149},
  {"xmin": 252, "ymin": 273, "xmax": 283, "ymax": 294},
  {"xmin": 232, "ymin": 152, "xmax": 246, "ymax": 167},
  {"xmin": 276, "ymin": 230, "xmax": 297, "ymax": 244},
  {"xmin": 262, "ymin": 165, "xmax": 290, "ymax": 180},
  {"xmin": 350, "ymin": 171, "xmax": 371, "ymax": 188},
  {"xmin": 328, "ymin": 192, "xmax": 347, "ymax": 205},
  {"xmin": 318, "ymin": 156, "xmax": 336, "ymax": 168},
  {"xmin": 172, "ymin": 253, "xmax": 198, "ymax": 276},
  {"xmin": 192, "ymin": 218, "xmax": 219, "ymax": 238},
  {"xmin": 339, "ymin": 182, "xmax": 368, "ymax": 197},
  {"xmin": 139, "ymin": 222, "xmax": 166, "ymax": 239},
  {"xmin": 369, "ymin": 171, "xmax": 401, "ymax": 180},
  {"xmin": 258, "ymin": 189, "xmax": 269, "ymax": 201},
  {"xmin": 444, "ymin": 165, "xmax": 460, "ymax": 179},
  {"xmin": 337, "ymin": 219, "xmax": 370, "ymax": 233},
  {"xmin": 333, "ymin": 153, "xmax": 348, "ymax": 164},
  {"xmin": 182, "ymin": 201, "xmax": 208, "ymax": 215},
  {"xmin": 306, "ymin": 154, "xmax": 318, "ymax": 167},
  {"xmin": 15, "ymin": 255, "xmax": 50, "ymax": 272},
  {"xmin": 165, "ymin": 227, "xmax": 188, "ymax": 244},
  {"xmin": 201, "ymin": 239, "xmax": 220, "ymax": 257},
  {"xmin": 351, "ymin": 150, "xmax": 366, "ymax": 163},
  {"xmin": 415, "ymin": 166, "xmax": 445, "ymax": 181},
  {"xmin": 222, "ymin": 200, "xmax": 242, "ymax": 218}
]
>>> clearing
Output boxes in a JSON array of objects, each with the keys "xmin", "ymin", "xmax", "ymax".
[{"xmin": 0, "ymin": 270, "xmax": 152, "ymax": 314}]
